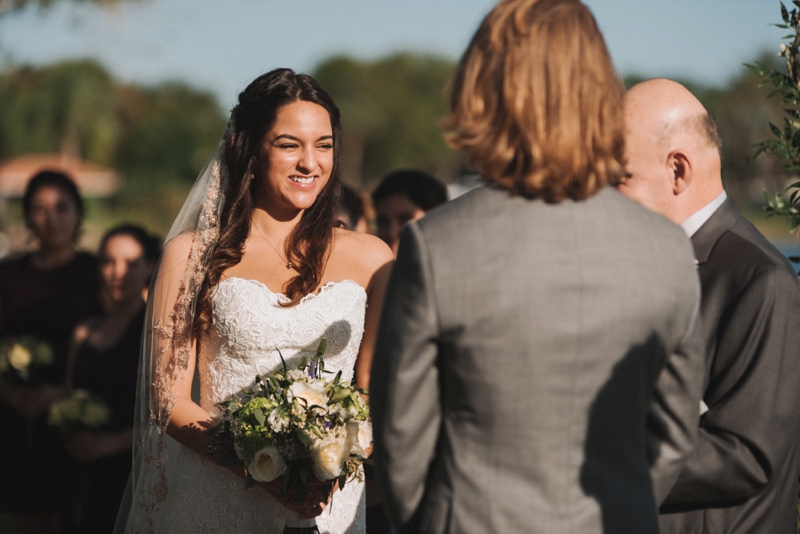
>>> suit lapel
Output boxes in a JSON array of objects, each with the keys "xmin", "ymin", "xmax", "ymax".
[{"xmin": 690, "ymin": 199, "xmax": 740, "ymax": 265}]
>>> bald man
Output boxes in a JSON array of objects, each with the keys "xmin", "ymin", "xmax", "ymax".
[{"xmin": 619, "ymin": 78, "xmax": 800, "ymax": 533}]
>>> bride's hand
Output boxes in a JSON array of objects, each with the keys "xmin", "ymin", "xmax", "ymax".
[{"xmin": 257, "ymin": 476, "xmax": 338, "ymax": 519}]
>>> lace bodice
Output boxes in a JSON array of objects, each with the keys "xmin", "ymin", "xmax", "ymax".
[
  {"xmin": 199, "ymin": 277, "xmax": 367, "ymax": 414},
  {"xmin": 166, "ymin": 278, "xmax": 368, "ymax": 534}
]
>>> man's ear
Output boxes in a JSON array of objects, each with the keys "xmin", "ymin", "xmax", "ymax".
[{"xmin": 668, "ymin": 150, "xmax": 692, "ymax": 195}]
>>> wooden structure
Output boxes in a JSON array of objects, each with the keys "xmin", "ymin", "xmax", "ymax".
[{"xmin": 0, "ymin": 153, "xmax": 122, "ymax": 198}]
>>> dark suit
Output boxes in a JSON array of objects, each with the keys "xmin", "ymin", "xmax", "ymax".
[
  {"xmin": 372, "ymin": 186, "xmax": 706, "ymax": 534},
  {"xmin": 660, "ymin": 199, "xmax": 800, "ymax": 533}
]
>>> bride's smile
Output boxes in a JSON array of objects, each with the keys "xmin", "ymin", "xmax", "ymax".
[{"xmin": 256, "ymin": 100, "xmax": 334, "ymax": 214}]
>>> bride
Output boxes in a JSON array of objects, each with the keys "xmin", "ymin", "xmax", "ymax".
[{"xmin": 116, "ymin": 69, "xmax": 393, "ymax": 533}]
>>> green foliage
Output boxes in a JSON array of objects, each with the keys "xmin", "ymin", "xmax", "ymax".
[
  {"xmin": 0, "ymin": 59, "xmax": 227, "ymax": 237},
  {"xmin": 0, "ymin": 60, "xmax": 226, "ymax": 183},
  {"xmin": 748, "ymin": 1, "xmax": 800, "ymax": 235},
  {"xmin": 115, "ymin": 82, "xmax": 225, "ymax": 183},
  {"xmin": 0, "ymin": 60, "xmax": 118, "ymax": 163},
  {"xmin": 313, "ymin": 53, "xmax": 462, "ymax": 186}
]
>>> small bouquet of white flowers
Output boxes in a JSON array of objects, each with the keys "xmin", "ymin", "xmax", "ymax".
[
  {"xmin": 209, "ymin": 339, "xmax": 371, "ymax": 532},
  {"xmin": 0, "ymin": 336, "xmax": 54, "ymax": 384},
  {"xmin": 48, "ymin": 388, "xmax": 111, "ymax": 436}
]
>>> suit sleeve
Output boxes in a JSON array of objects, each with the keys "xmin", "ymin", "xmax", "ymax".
[
  {"xmin": 662, "ymin": 265, "xmax": 800, "ymax": 508},
  {"xmin": 370, "ymin": 222, "xmax": 442, "ymax": 530},
  {"xmin": 647, "ymin": 262, "xmax": 706, "ymax": 504}
]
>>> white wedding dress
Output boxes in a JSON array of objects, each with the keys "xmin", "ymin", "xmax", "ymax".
[{"xmin": 163, "ymin": 277, "xmax": 367, "ymax": 533}]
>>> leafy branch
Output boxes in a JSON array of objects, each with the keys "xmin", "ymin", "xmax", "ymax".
[{"xmin": 748, "ymin": 1, "xmax": 800, "ymax": 234}]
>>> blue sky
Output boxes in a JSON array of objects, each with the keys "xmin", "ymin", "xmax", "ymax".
[{"xmin": 0, "ymin": 0, "xmax": 785, "ymax": 109}]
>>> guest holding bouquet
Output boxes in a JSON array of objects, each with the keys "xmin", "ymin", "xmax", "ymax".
[
  {"xmin": 61, "ymin": 224, "xmax": 159, "ymax": 534},
  {"xmin": 0, "ymin": 170, "xmax": 101, "ymax": 534}
]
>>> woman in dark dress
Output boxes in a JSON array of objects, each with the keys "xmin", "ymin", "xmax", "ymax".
[
  {"xmin": 0, "ymin": 170, "xmax": 101, "ymax": 534},
  {"xmin": 66, "ymin": 224, "xmax": 159, "ymax": 534}
]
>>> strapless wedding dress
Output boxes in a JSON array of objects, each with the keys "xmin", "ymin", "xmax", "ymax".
[{"xmin": 164, "ymin": 277, "xmax": 367, "ymax": 533}]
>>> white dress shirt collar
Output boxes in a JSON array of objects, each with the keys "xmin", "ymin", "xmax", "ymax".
[{"xmin": 680, "ymin": 190, "xmax": 727, "ymax": 238}]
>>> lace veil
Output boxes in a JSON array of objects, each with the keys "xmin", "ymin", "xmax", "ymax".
[{"xmin": 115, "ymin": 124, "xmax": 230, "ymax": 534}]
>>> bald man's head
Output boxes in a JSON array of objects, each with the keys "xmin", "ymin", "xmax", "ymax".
[{"xmin": 617, "ymin": 78, "xmax": 723, "ymax": 225}]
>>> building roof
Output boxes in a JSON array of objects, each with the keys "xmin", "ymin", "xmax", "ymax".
[{"xmin": 0, "ymin": 153, "xmax": 122, "ymax": 198}]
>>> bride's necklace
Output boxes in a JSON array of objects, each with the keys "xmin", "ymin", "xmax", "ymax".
[{"xmin": 252, "ymin": 223, "xmax": 294, "ymax": 270}]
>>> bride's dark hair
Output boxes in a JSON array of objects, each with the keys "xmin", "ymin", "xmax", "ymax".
[{"xmin": 194, "ymin": 68, "xmax": 342, "ymax": 335}]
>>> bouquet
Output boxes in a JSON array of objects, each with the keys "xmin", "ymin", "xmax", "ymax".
[
  {"xmin": 0, "ymin": 336, "xmax": 54, "ymax": 384},
  {"xmin": 210, "ymin": 339, "xmax": 371, "ymax": 532},
  {"xmin": 48, "ymin": 388, "xmax": 111, "ymax": 436}
]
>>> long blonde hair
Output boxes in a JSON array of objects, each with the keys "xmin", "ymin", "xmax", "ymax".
[{"xmin": 442, "ymin": 0, "xmax": 625, "ymax": 202}]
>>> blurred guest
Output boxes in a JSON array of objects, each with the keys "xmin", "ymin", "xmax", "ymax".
[
  {"xmin": 370, "ymin": 1, "xmax": 705, "ymax": 533},
  {"xmin": 65, "ymin": 224, "xmax": 159, "ymax": 534},
  {"xmin": 368, "ymin": 169, "xmax": 447, "ymax": 533},
  {"xmin": 371, "ymin": 169, "xmax": 447, "ymax": 256},
  {"xmin": 0, "ymin": 170, "xmax": 102, "ymax": 534},
  {"xmin": 336, "ymin": 183, "xmax": 372, "ymax": 233},
  {"xmin": 618, "ymin": 78, "xmax": 800, "ymax": 534}
]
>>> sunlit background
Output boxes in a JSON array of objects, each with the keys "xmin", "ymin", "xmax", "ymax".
[{"xmin": 0, "ymin": 0, "xmax": 795, "ymax": 255}]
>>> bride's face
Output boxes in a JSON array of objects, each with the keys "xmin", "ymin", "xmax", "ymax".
[{"xmin": 255, "ymin": 100, "xmax": 334, "ymax": 213}]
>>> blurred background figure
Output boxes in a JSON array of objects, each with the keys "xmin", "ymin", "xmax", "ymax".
[
  {"xmin": 336, "ymin": 183, "xmax": 373, "ymax": 233},
  {"xmin": 64, "ymin": 223, "xmax": 159, "ymax": 534},
  {"xmin": 0, "ymin": 170, "xmax": 102, "ymax": 534},
  {"xmin": 371, "ymin": 169, "xmax": 448, "ymax": 257},
  {"xmin": 366, "ymin": 168, "xmax": 447, "ymax": 533}
]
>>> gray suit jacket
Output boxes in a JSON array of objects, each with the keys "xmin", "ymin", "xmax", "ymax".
[
  {"xmin": 371, "ymin": 185, "xmax": 706, "ymax": 534},
  {"xmin": 659, "ymin": 200, "xmax": 800, "ymax": 534}
]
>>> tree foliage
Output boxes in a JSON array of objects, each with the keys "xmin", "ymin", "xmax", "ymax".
[
  {"xmin": 313, "ymin": 53, "xmax": 462, "ymax": 187},
  {"xmin": 0, "ymin": 59, "xmax": 227, "ymax": 186},
  {"xmin": 748, "ymin": 0, "xmax": 800, "ymax": 234},
  {"xmin": 0, "ymin": 60, "xmax": 118, "ymax": 163}
]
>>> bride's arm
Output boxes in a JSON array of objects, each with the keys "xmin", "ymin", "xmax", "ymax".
[
  {"xmin": 149, "ymin": 235, "xmax": 218, "ymax": 455},
  {"xmin": 153, "ymin": 235, "xmax": 327, "ymax": 517},
  {"xmin": 353, "ymin": 236, "xmax": 394, "ymax": 396}
]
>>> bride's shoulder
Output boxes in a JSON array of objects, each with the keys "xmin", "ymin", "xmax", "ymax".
[
  {"xmin": 331, "ymin": 228, "xmax": 393, "ymax": 279},
  {"xmin": 158, "ymin": 232, "xmax": 197, "ymax": 275}
]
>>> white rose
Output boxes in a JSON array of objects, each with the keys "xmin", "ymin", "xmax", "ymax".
[
  {"xmin": 8, "ymin": 344, "xmax": 32, "ymax": 370},
  {"xmin": 310, "ymin": 435, "xmax": 348, "ymax": 481},
  {"xmin": 346, "ymin": 420, "xmax": 372, "ymax": 456},
  {"xmin": 288, "ymin": 381, "xmax": 328, "ymax": 410},
  {"xmin": 248, "ymin": 444, "xmax": 286, "ymax": 482},
  {"xmin": 287, "ymin": 369, "xmax": 307, "ymax": 381},
  {"xmin": 333, "ymin": 403, "xmax": 358, "ymax": 420},
  {"xmin": 267, "ymin": 409, "xmax": 290, "ymax": 432}
]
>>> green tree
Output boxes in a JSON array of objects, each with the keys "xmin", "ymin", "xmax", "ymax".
[
  {"xmin": 115, "ymin": 81, "xmax": 226, "ymax": 185},
  {"xmin": 0, "ymin": 59, "xmax": 227, "ymax": 236},
  {"xmin": 0, "ymin": 60, "xmax": 119, "ymax": 163},
  {"xmin": 313, "ymin": 53, "xmax": 462, "ymax": 187}
]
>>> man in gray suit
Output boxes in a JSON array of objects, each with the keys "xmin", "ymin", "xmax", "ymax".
[
  {"xmin": 369, "ymin": 1, "xmax": 706, "ymax": 533},
  {"xmin": 618, "ymin": 78, "xmax": 800, "ymax": 533}
]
